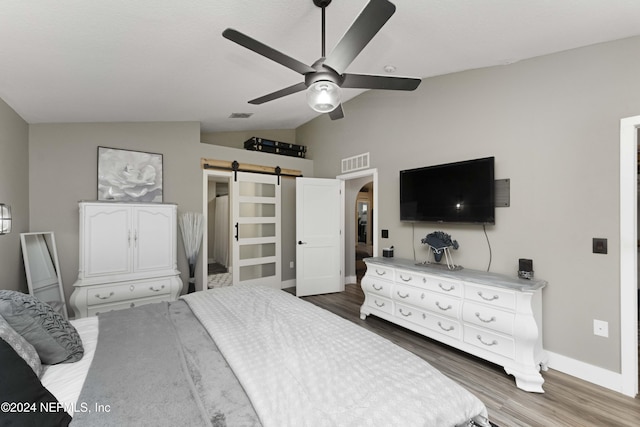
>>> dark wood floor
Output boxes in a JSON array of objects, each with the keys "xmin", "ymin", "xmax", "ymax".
[{"xmin": 286, "ymin": 284, "xmax": 640, "ymax": 427}]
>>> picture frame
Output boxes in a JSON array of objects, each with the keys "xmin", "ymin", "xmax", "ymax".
[{"xmin": 97, "ymin": 147, "xmax": 163, "ymax": 202}]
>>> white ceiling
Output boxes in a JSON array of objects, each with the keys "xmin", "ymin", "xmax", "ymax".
[{"xmin": 1, "ymin": 0, "xmax": 639, "ymax": 133}]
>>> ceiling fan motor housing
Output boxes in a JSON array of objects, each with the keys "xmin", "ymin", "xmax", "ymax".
[
  {"xmin": 313, "ymin": 0, "xmax": 332, "ymax": 8},
  {"xmin": 305, "ymin": 59, "xmax": 345, "ymax": 88}
]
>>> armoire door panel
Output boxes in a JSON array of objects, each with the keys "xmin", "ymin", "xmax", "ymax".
[{"xmin": 84, "ymin": 205, "xmax": 131, "ymax": 277}]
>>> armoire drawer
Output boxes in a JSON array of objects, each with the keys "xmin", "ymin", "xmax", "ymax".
[
  {"xmin": 87, "ymin": 294, "xmax": 169, "ymax": 317},
  {"xmin": 85, "ymin": 278, "xmax": 172, "ymax": 306}
]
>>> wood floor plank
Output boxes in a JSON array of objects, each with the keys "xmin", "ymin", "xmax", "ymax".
[{"xmin": 286, "ymin": 284, "xmax": 640, "ymax": 427}]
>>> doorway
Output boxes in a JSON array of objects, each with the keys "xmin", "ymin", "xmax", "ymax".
[
  {"xmin": 202, "ymin": 170, "xmax": 233, "ymax": 292},
  {"xmin": 338, "ymin": 169, "xmax": 378, "ymax": 285},
  {"xmin": 356, "ymin": 182, "xmax": 373, "ymax": 283}
]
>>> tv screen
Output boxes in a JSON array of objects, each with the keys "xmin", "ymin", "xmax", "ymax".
[{"xmin": 400, "ymin": 157, "xmax": 495, "ymax": 224}]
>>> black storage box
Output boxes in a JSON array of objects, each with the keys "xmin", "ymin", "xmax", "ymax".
[{"xmin": 244, "ymin": 137, "xmax": 306, "ymax": 158}]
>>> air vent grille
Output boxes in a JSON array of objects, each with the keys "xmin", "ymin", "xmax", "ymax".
[
  {"xmin": 229, "ymin": 113, "xmax": 253, "ymax": 119},
  {"xmin": 341, "ymin": 152, "xmax": 370, "ymax": 173}
]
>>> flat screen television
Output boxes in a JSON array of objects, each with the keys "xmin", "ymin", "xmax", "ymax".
[{"xmin": 400, "ymin": 157, "xmax": 495, "ymax": 224}]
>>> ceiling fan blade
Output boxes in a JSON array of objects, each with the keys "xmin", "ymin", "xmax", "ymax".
[
  {"xmin": 323, "ymin": 0, "xmax": 396, "ymax": 74},
  {"xmin": 329, "ymin": 104, "xmax": 344, "ymax": 120},
  {"xmin": 223, "ymin": 28, "xmax": 315, "ymax": 75},
  {"xmin": 342, "ymin": 73, "xmax": 421, "ymax": 91},
  {"xmin": 248, "ymin": 82, "xmax": 308, "ymax": 105}
]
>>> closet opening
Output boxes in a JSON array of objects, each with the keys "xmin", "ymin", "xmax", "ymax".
[{"xmin": 201, "ymin": 170, "xmax": 233, "ymax": 292}]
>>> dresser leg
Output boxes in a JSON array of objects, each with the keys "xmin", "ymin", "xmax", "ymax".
[{"xmin": 505, "ymin": 367, "xmax": 545, "ymax": 393}]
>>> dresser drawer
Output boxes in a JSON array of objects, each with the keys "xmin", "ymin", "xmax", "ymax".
[
  {"xmin": 395, "ymin": 269, "xmax": 425, "ymax": 286},
  {"xmin": 462, "ymin": 302, "xmax": 515, "ymax": 335},
  {"xmin": 361, "ymin": 276, "xmax": 393, "ymax": 298},
  {"xmin": 464, "ymin": 325, "xmax": 515, "ymax": 359},
  {"xmin": 87, "ymin": 294, "xmax": 169, "ymax": 317},
  {"xmin": 395, "ymin": 303, "xmax": 462, "ymax": 340},
  {"xmin": 393, "ymin": 282, "xmax": 427, "ymax": 307},
  {"xmin": 465, "ymin": 283, "xmax": 515, "ymax": 310},
  {"xmin": 424, "ymin": 275, "xmax": 463, "ymax": 298},
  {"xmin": 366, "ymin": 295, "xmax": 393, "ymax": 315},
  {"xmin": 86, "ymin": 278, "xmax": 172, "ymax": 306},
  {"xmin": 367, "ymin": 264, "xmax": 395, "ymax": 281},
  {"xmin": 424, "ymin": 312, "xmax": 462, "ymax": 340},
  {"xmin": 423, "ymin": 291, "xmax": 461, "ymax": 319}
]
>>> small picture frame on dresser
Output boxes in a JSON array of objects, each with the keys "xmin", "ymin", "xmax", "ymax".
[{"xmin": 97, "ymin": 147, "xmax": 163, "ymax": 202}]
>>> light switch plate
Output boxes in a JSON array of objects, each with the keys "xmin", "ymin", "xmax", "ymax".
[{"xmin": 592, "ymin": 238, "xmax": 607, "ymax": 254}]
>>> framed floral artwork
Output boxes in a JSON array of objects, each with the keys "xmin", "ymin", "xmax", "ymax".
[{"xmin": 97, "ymin": 147, "xmax": 163, "ymax": 202}]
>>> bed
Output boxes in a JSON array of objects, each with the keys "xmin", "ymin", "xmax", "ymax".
[{"xmin": 4, "ymin": 286, "xmax": 491, "ymax": 426}]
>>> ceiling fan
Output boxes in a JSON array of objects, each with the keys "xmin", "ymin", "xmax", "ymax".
[{"xmin": 223, "ymin": 0, "xmax": 422, "ymax": 120}]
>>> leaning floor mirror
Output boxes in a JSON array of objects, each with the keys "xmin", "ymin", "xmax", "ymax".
[{"xmin": 20, "ymin": 232, "xmax": 68, "ymax": 320}]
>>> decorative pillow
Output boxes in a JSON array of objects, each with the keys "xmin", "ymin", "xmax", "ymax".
[
  {"xmin": 0, "ymin": 314, "xmax": 42, "ymax": 377},
  {"xmin": 0, "ymin": 290, "xmax": 83, "ymax": 364},
  {"xmin": 0, "ymin": 338, "xmax": 71, "ymax": 426}
]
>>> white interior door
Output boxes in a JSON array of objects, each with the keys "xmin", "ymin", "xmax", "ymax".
[
  {"xmin": 231, "ymin": 171, "xmax": 281, "ymax": 288},
  {"xmin": 296, "ymin": 177, "xmax": 343, "ymax": 297}
]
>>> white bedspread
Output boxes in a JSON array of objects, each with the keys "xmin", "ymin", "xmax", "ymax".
[
  {"xmin": 183, "ymin": 286, "xmax": 488, "ymax": 427},
  {"xmin": 40, "ymin": 316, "xmax": 99, "ymax": 415}
]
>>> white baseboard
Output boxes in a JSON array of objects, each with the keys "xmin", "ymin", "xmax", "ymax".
[
  {"xmin": 547, "ymin": 351, "xmax": 631, "ymax": 396},
  {"xmin": 345, "ymin": 275, "xmax": 357, "ymax": 285},
  {"xmin": 280, "ymin": 279, "xmax": 296, "ymax": 290}
]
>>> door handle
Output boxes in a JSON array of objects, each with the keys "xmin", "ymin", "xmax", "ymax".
[
  {"xmin": 235, "ymin": 222, "xmax": 239, "ymax": 241},
  {"xmin": 298, "ymin": 240, "xmax": 307, "ymax": 245}
]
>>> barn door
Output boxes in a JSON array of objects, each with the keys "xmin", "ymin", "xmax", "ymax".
[{"xmin": 231, "ymin": 172, "xmax": 281, "ymax": 288}]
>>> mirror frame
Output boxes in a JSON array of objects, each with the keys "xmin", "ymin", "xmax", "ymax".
[{"xmin": 20, "ymin": 232, "xmax": 68, "ymax": 320}]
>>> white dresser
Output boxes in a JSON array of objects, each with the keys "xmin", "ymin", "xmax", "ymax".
[
  {"xmin": 361, "ymin": 257, "xmax": 548, "ymax": 392},
  {"xmin": 71, "ymin": 202, "xmax": 183, "ymax": 318}
]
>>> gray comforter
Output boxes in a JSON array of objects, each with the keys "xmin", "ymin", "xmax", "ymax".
[{"xmin": 71, "ymin": 301, "xmax": 259, "ymax": 426}]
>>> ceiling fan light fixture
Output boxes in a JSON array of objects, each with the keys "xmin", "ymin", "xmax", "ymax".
[{"xmin": 306, "ymin": 80, "xmax": 341, "ymax": 113}]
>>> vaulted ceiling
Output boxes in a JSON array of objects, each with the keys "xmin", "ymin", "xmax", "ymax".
[{"xmin": 1, "ymin": 0, "xmax": 639, "ymax": 133}]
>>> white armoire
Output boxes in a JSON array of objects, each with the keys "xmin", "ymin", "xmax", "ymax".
[{"xmin": 70, "ymin": 202, "xmax": 183, "ymax": 318}]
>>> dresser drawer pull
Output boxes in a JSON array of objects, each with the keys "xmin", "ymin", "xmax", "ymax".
[
  {"xmin": 399, "ymin": 274, "xmax": 412, "ymax": 282},
  {"xmin": 149, "ymin": 285, "xmax": 165, "ymax": 292},
  {"xmin": 374, "ymin": 300, "xmax": 385, "ymax": 308},
  {"xmin": 475, "ymin": 312, "xmax": 496, "ymax": 323},
  {"xmin": 95, "ymin": 291, "xmax": 115, "ymax": 300},
  {"xmin": 477, "ymin": 335, "xmax": 498, "ymax": 346},
  {"xmin": 398, "ymin": 308, "xmax": 412, "ymax": 317},
  {"xmin": 436, "ymin": 302, "xmax": 452, "ymax": 311},
  {"xmin": 438, "ymin": 321, "xmax": 455, "ymax": 332},
  {"xmin": 477, "ymin": 291, "xmax": 499, "ymax": 301},
  {"xmin": 438, "ymin": 283, "xmax": 455, "ymax": 292},
  {"xmin": 375, "ymin": 269, "xmax": 386, "ymax": 276},
  {"xmin": 372, "ymin": 284, "xmax": 383, "ymax": 291},
  {"xmin": 397, "ymin": 291, "xmax": 409, "ymax": 299},
  {"xmin": 130, "ymin": 303, "xmax": 135, "ymax": 308}
]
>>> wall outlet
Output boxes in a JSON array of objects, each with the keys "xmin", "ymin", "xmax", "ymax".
[
  {"xmin": 290, "ymin": 261, "xmax": 295, "ymax": 269},
  {"xmin": 593, "ymin": 319, "xmax": 609, "ymax": 337}
]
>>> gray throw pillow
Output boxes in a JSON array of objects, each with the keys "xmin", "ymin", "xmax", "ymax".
[
  {"xmin": 0, "ymin": 314, "xmax": 43, "ymax": 377},
  {"xmin": 0, "ymin": 290, "xmax": 83, "ymax": 364}
]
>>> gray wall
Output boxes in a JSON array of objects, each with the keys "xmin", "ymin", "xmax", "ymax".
[
  {"xmin": 28, "ymin": 122, "xmax": 312, "ymax": 315},
  {"xmin": 297, "ymin": 36, "xmax": 640, "ymax": 373},
  {"xmin": 0, "ymin": 97, "xmax": 29, "ymax": 292}
]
